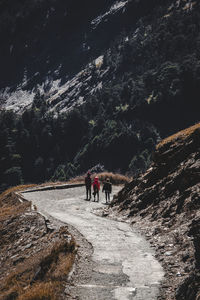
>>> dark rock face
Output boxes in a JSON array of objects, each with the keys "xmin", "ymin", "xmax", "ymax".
[
  {"xmin": 0, "ymin": 0, "xmax": 113, "ymax": 88},
  {"xmin": 111, "ymin": 125, "xmax": 200, "ymax": 299},
  {"xmin": 0, "ymin": 0, "xmax": 161, "ymax": 90},
  {"xmin": 0, "ymin": 0, "xmax": 143, "ymax": 103},
  {"xmin": 0, "ymin": 0, "xmax": 134, "ymax": 112},
  {"xmin": 1, "ymin": 0, "xmax": 200, "ymax": 122}
]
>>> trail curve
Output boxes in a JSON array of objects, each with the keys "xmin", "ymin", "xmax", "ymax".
[{"xmin": 23, "ymin": 185, "xmax": 164, "ymax": 300}]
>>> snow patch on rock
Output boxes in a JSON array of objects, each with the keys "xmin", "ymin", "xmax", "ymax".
[
  {"xmin": 0, "ymin": 87, "xmax": 35, "ymax": 112},
  {"xmin": 91, "ymin": 0, "xmax": 128, "ymax": 28},
  {"xmin": 95, "ymin": 55, "xmax": 104, "ymax": 68}
]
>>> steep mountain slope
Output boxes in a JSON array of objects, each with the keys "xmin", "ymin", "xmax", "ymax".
[
  {"xmin": 0, "ymin": 0, "xmax": 200, "ymax": 189},
  {"xmin": 110, "ymin": 123, "xmax": 200, "ymax": 299},
  {"xmin": 1, "ymin": 0, "xmax": 200, "ymax": 120},
  {"xmin": 0, "ymin": 0, "xmax": 149, "ymax": 112}
]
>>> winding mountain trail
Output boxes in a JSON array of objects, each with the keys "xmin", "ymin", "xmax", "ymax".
[{"xmin": 23, "ymin": 186, "xmax": 164, "ymax": 300}]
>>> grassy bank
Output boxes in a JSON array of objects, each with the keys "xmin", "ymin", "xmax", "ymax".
[{"xmin": 0, "ymin": 186, "xmax": 76, "ymax": 300}]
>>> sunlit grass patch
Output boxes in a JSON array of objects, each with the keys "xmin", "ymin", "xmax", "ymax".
[
  {"xmin": 67, "ymin": 175, "xmax": 86, "ymax": 184},
  {"xmin": 51, "ymin": 252, "xmax": 75, "ymax": 279},
  {"xmin": 0, "ymin": 185, "xmax": 35, "ymax": 221},
  {"xmin": 69, "ymin": 172, "xmax": 130, "ymax": 185},
  {"xmin": 0, "ymin": 201, "xmax": 30, "ymax": 221},
  {"xmin": 2, "ymin": 282, "xmax": 60, "ymax": 300},
  {"xmin": 96, "ymin": 172, "xmax": 130, "ymax": 184},
  {"xmin": 17, "ymin": 282, "xmax": 59, "ymax": 300},
  {"xmin": 0, "ymin": 233, "xmax": 76, "ymax": 300},
  {"xmin": 156, "ymin": 122, "xmax": 200, "ymax": 149},
  {"xmin": 0, "ymin": 184, "xmax": 36, "ymax": 207}
]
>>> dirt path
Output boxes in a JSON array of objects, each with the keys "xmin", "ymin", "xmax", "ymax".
[{"xmin": 23, "ymin": 186, "xmax": 164, "ymax": 300}]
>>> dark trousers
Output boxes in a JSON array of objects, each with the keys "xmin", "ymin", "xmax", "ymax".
[
  {"xmin": 105, "ymin": 191, "xmax": 110, "ymax": 202},
  {"xmin": 93, "ymin": 190, "xmax": 99, "ymax": 201},
  {"xmin": 86, "ymin": 187, "xmax": 91, "ymax": 200}
]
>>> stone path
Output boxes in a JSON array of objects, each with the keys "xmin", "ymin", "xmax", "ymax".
[{"xmin": 23, "ymin": 186, "xmax": 164, "ymax": 300}]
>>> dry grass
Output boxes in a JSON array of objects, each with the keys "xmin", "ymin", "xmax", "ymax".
[
  {"xmin": 67, "ymin": 176, "xmax": 84, "ymax": 184},
  {"xmin": 0, "ymin": 185, "xmax": 35, "ymax": 222},
  {"xmin": 0, "ymin": 184, "xmax": 36, "ymax": 207},
  {"xmin": 17, "ymin": 282, "xmax": 59, "ymax": 300},
  {"xmin": 96, "ymin": 172, "xmax": 130, "ymax": 184},
  {"xmin": 0, "ymin": 187, "xmax": 76, "ymax": 300},
  {"xmin": 0, "ymin": 235, "xmax": 76, "ymax": 300},
  {"xmin": 69, "ymin": 172, "xmax": 130, "ymax": 185},
  {"xmin": 14, "ymin": 173, "xmax": 130, "ymax": 188},
  {"xmin": 156, "ymin": 122, "xmax": 200, "ymax": 149},
  {"xmin": 39, "ymin": 237, "xmax": 76, "ymax": 280},
  {"xmin": 0, "ymin": 202, "xmax": 30, "ymax": 222},
  {"xmin": 51, "ymin": 252, "xmax": 75, "ymax": 279},
  {"xmin": 39, "ymin": 181, "xmax": 66, "ymax": 187}
]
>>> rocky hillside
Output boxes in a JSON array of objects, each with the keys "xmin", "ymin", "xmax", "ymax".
[
  {"xmin": 0, "ymin": 0, "xmax": 200, "ymax": 189},
  {"xmin": 0, "ymin": 0, "xmax": 148, "ymax": 112},
  {"xmin": 110, "ymin": 123, "xmax": 200, "ymax": 299},
  {"xmin": 0, "ymin": 0, "xmax": 200, "ymax": 121},
  {"xmin": 0, "ymin": 186, "xmax": 76, "ymax": 300}
]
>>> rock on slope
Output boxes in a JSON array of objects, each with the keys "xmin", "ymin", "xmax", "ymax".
[{"xmin": 111, "ymin": 123, "xmax": 200, "ymax": 299}]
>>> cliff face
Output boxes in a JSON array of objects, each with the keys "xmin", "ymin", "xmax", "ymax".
[
  {"xmin": 111, "ymin": 123, "xmax": 200, "ymax": 299},
  {"xmin": 0, "ymin": 0, "xmax": 113, "ymax": 87},
  {"xmin": 1, "ymin": 0, "xmax": 200, "ymax": 122},
  {"xmin": 0, "ymin": 0, "xmax": 140, "ymax": 112},
  {"xmin": 0, "ymin": 0, "xmax": 200, "ymax": 186}
]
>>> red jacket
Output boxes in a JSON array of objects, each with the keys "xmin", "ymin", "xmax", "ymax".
[{"xmin": 92, "ymin": 178, "xmax": 100, "ymax": 191}]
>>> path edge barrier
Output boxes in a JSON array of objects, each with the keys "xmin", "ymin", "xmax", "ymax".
[
  {"xmin": 21, "ymin": 183, "xmax": 85, "ymax": 194},
  {"xmin": 15, "ymin": 183, "xmax": 85, "ymax": 203}
]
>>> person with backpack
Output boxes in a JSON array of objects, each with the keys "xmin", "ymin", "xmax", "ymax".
[
  {"xmin": 85, "ymin": 172, "xmax": 92, "ymax": 200},
  {"xmin": 92, "ymin": 176, "xmax": 100, "ymax": 202},
  {"xmin": 102, "ymin": 178, "xmax": 112, "ymax": 204}
]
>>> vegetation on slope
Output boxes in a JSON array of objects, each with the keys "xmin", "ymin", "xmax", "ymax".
[
  {"xmin": 68, "ymin": 171, "xmax": 130, "ymax": 185},
  {"xmin": 0, "ymin": 186, "xmax": 76, "ymax": 300},
  {"xmin": 0, "ymin": 99, "xmax": 157, "ymax": 191},
  {"xmin": 0, "ymin": 0, "xmax": 200, "ymax": 190},
  {"xmin": 157, "ymin": 122, "xmax": 200, "ymax": 149}
]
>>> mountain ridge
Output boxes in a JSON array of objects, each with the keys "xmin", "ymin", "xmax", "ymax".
[{"xmin": 1, "ymin": 0, "xmax": 199, "ymax": 115}]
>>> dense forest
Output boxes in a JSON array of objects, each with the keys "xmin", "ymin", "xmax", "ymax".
[
  {"xmin": 0, "ymin": 92, "xmax": 158, "ymax": 191},
  {"xmin": 0, "ymin": 0, "xmax": 200, "ymax": 191}
]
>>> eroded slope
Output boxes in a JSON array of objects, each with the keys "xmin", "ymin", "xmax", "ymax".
[{"xmin": 111, "ymin": 123, "xmax": 200, "ymax": 299}]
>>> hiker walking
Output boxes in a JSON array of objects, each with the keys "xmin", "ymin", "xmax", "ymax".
[
  {"xmin": 85, "ymin": 172, "xmax": 92, "ymax": 200},
  {"xmin": 92, "ymin": 176, "xmax": 100, "ymax": 202},
  {"xmin": 102, "ymin": 178, "xmax": 112, "ymax": 204}
]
